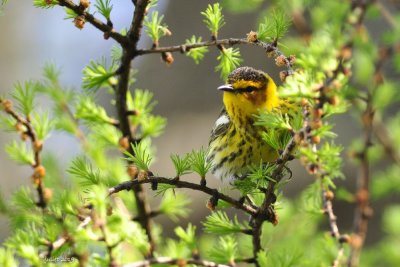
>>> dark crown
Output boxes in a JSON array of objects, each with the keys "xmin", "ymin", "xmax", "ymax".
[{"xmin": 227, "ymin": 66, "xmax": 267, "ymax": 84}]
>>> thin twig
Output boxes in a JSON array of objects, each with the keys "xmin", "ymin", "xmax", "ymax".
[
  {"xmin": 333, "ymin": 246, "xmax": 345, "ymax": 267},
  {"xmin": 347, "ymin": 95, "xmax": 374, "ymax": 267},
  {"xmin": 0, "ymin": 98, "xmax": 47, "ymax": 209},
  {"xmin": 41, "ymin": 216, "xmax": 92, "ymax": 258},
  {"xmin": 57, "ymin": 0, "xmax": 128, "ymax": 46},
  {"xmin": 250, "ymin": 133, "xmax": 297, "ymax": 266},
  {"xmin": 137, "ymin": 38, "xmax": 293, "ymax": 73}
]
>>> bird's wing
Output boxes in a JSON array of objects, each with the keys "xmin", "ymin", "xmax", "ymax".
[{"xmin": 208, "ymin": 108, "xmax": 231, "ymax": 145}]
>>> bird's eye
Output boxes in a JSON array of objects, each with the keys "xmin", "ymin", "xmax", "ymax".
[{"xmin": 245, "ymin": 86, "xmax": 257, "ymax": 92}]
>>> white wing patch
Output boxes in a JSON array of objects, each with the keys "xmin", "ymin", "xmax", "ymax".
[{"xmin": 215, "ymin": 114, "xmax": 229, "ymax": 127}]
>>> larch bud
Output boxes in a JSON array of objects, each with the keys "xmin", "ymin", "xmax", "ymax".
[
  {"xmin": 161, "ymin": 52, "xmax": 174, "ymax": 65},
  {"xmin": 349, "ymin": 234, "xmax": 363, "ymax": 249},
  {"xmin": 339, "ymin": 234, "xmax": 350, "ymax": 244},
  {"xmin": 137, "ymin": 170, "xmax": 148, "ymax": 181},
  {"xmin": 300, "ymin": 98, "xmax": 309, "ymax": 107},
  {"xmin": 206, "ymin": 199, "xmax": 216, "ymax": 211},
  {"xmin": 288, "ymin": 54, "xmax": 296, "ymax": 64},
  {"xmin": 311, "ymin": 119, "xmax": 322, "ymax": 129},
  {"xmin": 2, "ymin": 99, "xmax": 13, "ymax": 112},
  {"xmin": 311, "ymin": 135, "xmax": 321, "ymax": 144},
  {"xmin": 15, "ymin": 122, "xmax": 24, "ymax": 132},
  {"xmin": 275, "ymin": 55, "xmax": 287, "ymax": 67},
  {"xmin": 34, "ymin": 140, "xmax": 43, "ymax": 153},
  {"xmin": 176, "ymin": 259, "xmax": 187, "ymax": 267},
  {"xmin": 279, "ymin": 70, "xmax": 289, "ymax": 82},
  {"xmin": 74, "ymin": 16, "xmax": 86, "ymax": 30},
  {"xmin": 246, "ymin": 31, "xmax": 258, "ymax": 42},
  {"xmin": 329, "ymin": 95, "xmax": 340, "ymax": 106},
  {"xmin": 43, "ymin": 188, "xmax": 53, "ymax": 203},
  {"xmin": 312, "ymin": 108, "xmax": 323, "ymax": 119},
  {"xmin": 127, "ymin": 165, "xmax": 139, "ymax": 180},
  {"xmin": 118, "ymin": 137, "xmax": 130, "ymax": 150},
  {"xmin": 34, "ymin": 165, "xmax": 46, "ymax": 178},
  {"xmin": 339, "ymin": 45, "xmax": 352, "ymax": 60},
  {"xmin": 106, "ymin": 205, "xmax": 113, "ymax": 216},
  {"xmin": 324, "ymin": 190, "xmax": 334, "ymax": 201},
  {"xmin": 80, "ymin": 0, "xmax": 90, "ymax": 9}
]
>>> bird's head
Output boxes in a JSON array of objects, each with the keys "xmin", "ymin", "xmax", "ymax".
[{"xmin": 218, "ymin": 67, "xmax": 279, "ymax": 116}]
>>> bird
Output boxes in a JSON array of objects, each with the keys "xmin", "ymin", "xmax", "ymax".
[{"xmin": 207, "ymin": 66, "xmax": 292, "ymax": 180}]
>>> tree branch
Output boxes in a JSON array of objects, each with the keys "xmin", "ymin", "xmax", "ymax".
[
  {"xmin": 128, "ymin": 0, "xmax": 150, "ymax": 48},
  {"xmin": 136, "ymin": 38, "xmax": 294, "ymax": 73},
  {"xmin": 113, "ymin": 0, "xmax": 154, "ymax": 255},
  {"xmin": 108, "ymin": 177, "xmax": 258, "ymax": 215}
]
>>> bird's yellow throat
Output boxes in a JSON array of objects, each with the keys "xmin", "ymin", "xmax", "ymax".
[{"xmin": 222, "ymin": 78, "xmax": 280, "ymax": 124}]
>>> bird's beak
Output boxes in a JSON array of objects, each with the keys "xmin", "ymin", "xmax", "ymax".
[{"xmin": 217, "ymin": 84, "xmax": 234, "ymax": 92}]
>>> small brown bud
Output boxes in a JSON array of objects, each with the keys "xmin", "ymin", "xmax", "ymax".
[
  {"xmin": 328, "ymin": 95, "xmax": 339, "ymax": 106},
  {"xmin": 300, "ymin": 98, "xmax": 309, "ymax": 107},
  {"xmin": 74, "ymin": 16, "xmax": 86, "ymax": 30},
  {"xmin": 279, "ymin": 70, "xmax": 289, "ymax": 82},
  {"xmin": 34, "ymin": 165, "xmax": 46, "ymax": 178},
  {"xmin": 176, "ymin": 259, "xmax": 187, "ymax": 267},
  {"xmin": 355, "ymin": 188, "xmax": 369, "ymax": 204},
  {"xmin": 275, "ymin": 55, "xmax": 287, "ymax": 67},
  {"xmin": 43, "ymin": 188, "xmax": 53, "ymax": 203},
  {"xmin": 339, "ymin": 45, "xmax": 352, "ymax": 60},
  {"xmin": 161, "ymin": 52, "xmax": 174, "ymax": 65},
  {"xmin": 307, "ymin": 163, "xmax": 318, "ymax": 174},
  {"xmin": 349, "ymin": 234, "xmax": 363, "ymax": 249},
  {"xmin": 300, "ymin": 156, "xmax": 308, "ymax": 165},
  {"xmin": 373, "ymin": 71, "xmax": 384, "ymax": 84},
  {"xmin": 378, "ymin": 47, "xmax": 390, "ymax": 58},
  {"xmin": 246, "ymin": 31, "xmax": 258, "ymax": 42},
  {"xmin": 106, "ymin": 205, "xmax": 113, "ymax": 216},
  {"xmin": 127, "ymin": 165, "xmax": 139, "ymax": 179},
  {"xmin": 15, "ymin": 122, "xmax": 24, "ymax": 132},
  {"xmin": 342, "ymin": 68, "xmax": 352, "ymax": 77},
  {"xmin": 118, "ymin": 137, "xmax": 130, "ymax": 150},
  {"xmin": 332, "ymin": 80, "xmax": 342, "ymax": 90},
  {"xmin": 80, "ymin": 0, "xmax": 90, "ymax": 9},
  {"xmin": 311, "ymin": 119, "xmax": 322, "ymax": 129},
  {"xmin": 312, "ymin": 108, "xmax": 323, "ymax": 119},
  {"xmin": 103, "ymin": 31, "xmax": 110, "ymax": 40},
  {"xmin": 31, "ymin": 175, "xmax": 40, "ymax": 186},
  {"xmin": 206, "ymin": 200, "xmax": 216, "ymax": 211},
  {"xmin": 294, "ymin": 133, "xmax": 303, "ymax": 144},
  {"xmin": 266, "ymin": 50, "xmax": 276, "ymax": 58},
  {"xmin": 33, "ymin": 140, "xmax": 43, "ymax": 152},
  {"xmin": 362, "ymin": 206, "xmax": 374, "ymax": 219},
  {"xmin": 288, "ymin": 54, "xmax": 296, "ymax": 64},
  {"xmin": 324, "ymin": 190, "xmax": 334, "ymax": 201},
  {"xmin": 339, "ymin": 234, "xmax": 350, "ymax": 243},
  {"xmin": 2, "ymin": 99, "xmax": 13, "ymax": 112},
  {"xmin": 46, "ymin": 0, "xmax": 53, "ymax": 4},
  {"xmin": 137, "ymin": 170, "xmax": 148, "ymax": 182},
  {"xmin": 20, "ymin": 132, "xmax": 29, "ymax": 141},
  {"xmin": 311, "ymin": 135, "xmax": 321, "ymax": 144}
]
